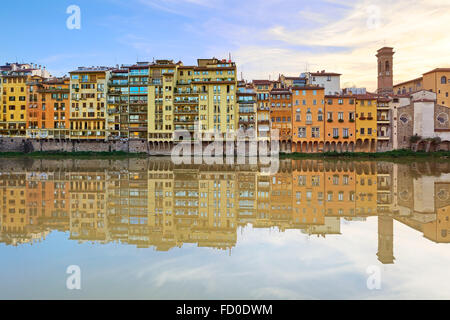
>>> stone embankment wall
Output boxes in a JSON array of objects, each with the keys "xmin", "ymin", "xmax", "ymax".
[{"xmin": 0, "ymin": 138, "xmax": 172, "ymax": 155}]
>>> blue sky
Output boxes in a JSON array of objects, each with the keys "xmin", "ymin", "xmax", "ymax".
[
  {"xmin": 1, "ymin": 219, "xmax": 450, "ymax": 299},
  {"xmin": 1, "ymin": 0, "xmax": 449, "ymax": 90}
]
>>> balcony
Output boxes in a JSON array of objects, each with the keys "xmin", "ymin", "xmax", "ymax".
[
  {"xmin": 129, "ymin": 100, "xmax": 148, "ymax": 105},
  {"xmin": 377, "ymin": 118, "xmax": 390, "ymax": 124},
  {"xmin": 174, "ymin": 109, "xmax": 198, "ymax": 114},
  {"xmin": 239, "ymin": 119, "xmax": 256, "ymax": 124},
  {"xmin": 174, "ymin": 98, "xmax": 199, "ymax": 104}
]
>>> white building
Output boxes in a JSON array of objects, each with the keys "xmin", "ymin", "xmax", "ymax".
[{"xmin": 307, "ymin": 71, "xmax": 341, "ymax": 95}]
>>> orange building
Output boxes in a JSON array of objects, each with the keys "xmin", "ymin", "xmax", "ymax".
[
  {"xmin": 270, "ymin": 169, "xmax": 293, "ymax": 231},
  {"xmin": 25, "ymin": 173, "xmax": 68, "ymax": 229},
  {"xmin": 253, "ymin": 80, "xmax": 274, "ymax": 142},
  {"xmin": 27, "ymin": 77, "xmax": 70, "ymax": 139},
  {"xmin": 324, "ymin": 95, "xmax": 356, "ymax": 152},
  {"xmin": 270, "ymin": 88, "xmax": 292, "ymax": 152},
  {"xmin": 291, "ymin": 86, "xmax": 325, "ymax": 153},
  {"xmin": 324, "ymin": 167, "xmax": 356, "ymax": 217},
  {"xmin": 292, "ymin": 160, "xmax": 326, "ymax": 227}
]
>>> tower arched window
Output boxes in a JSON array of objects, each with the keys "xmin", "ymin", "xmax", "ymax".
[
  {"xmin": 441, "ymin": 76, "xmax": 447, "ymax": 84},
  {"xmin": 385, "ymin": 61, "xmax": 390, "ymax": 71}
]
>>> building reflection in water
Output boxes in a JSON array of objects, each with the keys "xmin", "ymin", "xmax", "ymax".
[{"xmin": 0, "ymin": 158, "xmax": 449, "ymax": 265}]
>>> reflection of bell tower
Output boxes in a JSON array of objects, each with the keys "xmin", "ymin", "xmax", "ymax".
[
  {"xmin": 377, "ymin": 215, "xmax": 395, "ymax": 264},
  {"xmin": 376, "ymin": 47, "xmax": 395, "ymax": 95}
]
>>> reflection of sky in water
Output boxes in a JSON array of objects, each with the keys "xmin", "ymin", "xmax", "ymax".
[{"xmin": 1, "ymin": 217, "xmax": 449, "ymax": 300}]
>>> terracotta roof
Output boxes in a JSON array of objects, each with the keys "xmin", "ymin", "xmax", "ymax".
[
  {"xmin": 393, "ymin": 77, "xmax": 423, "ymax": 87},
  {"xmin": 270, "ymin": 88, "xmax": 291, "ymax": 94},
  {"xmin": 353, "ymin": 93, "xmax": 378, "ymax": 100},
  {"xmin": 413, "ymin": 98, "xmax": 436, "ymax": 103},
  {"xmin": 325, "ymin": 94, "xmax": 355, "ymax": 99},
  {"xmin": 423, "ymin": 68, "xmax": 450, "ymax": 76},
  {"xmin": 310, "ymin": 72, "xmax": 341, "ymax": 76},
  {"xmin": 252, "ymin": 80, "xmax": 273, "ymax": 85},
  {"xmin": 292, "ymin": 85, "xmax": 324, "ymax": 90},
  {"xmin": 284, "ymin": 76, "xmax": 305, "ymax": 80}
]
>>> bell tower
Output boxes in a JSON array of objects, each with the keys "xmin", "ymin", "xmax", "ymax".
[
  {"xmin": 377, "ymin": 215, "xmax": 395, "ymax": 264},
  {"xmin": 376, "ymin": 47, "xmax": 395, "ymax": 95}
]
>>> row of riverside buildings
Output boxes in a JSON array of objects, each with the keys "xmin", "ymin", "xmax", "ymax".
[{"xmin": 1, "ymin": 48, "xmax": 450, "ymax": 153}]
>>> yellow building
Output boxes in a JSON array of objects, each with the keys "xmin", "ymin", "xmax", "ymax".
[
  {"xmin": 148, "ymin": 58, "xmax": 237, "ymax": 146},
  {"xmin": 355, "ymin": 94, "xmax": 377, "ymax": 152},
  {"xmin": 423, "ymin": 68, "xmax": 450, "ymax": 107},
  {"xmin": 69, "ymin": 67, "xmax": 110, "ymax": 140},
  {"xmin": 196, "ymin": 58, "xmax": 238, "ymax": 138},
  {"xmin": 393, "ymin": 77, "xmax": 423, "ymax": 95},
  {"xmin": 148, "ymin": 60, "xmax": 179, "ymax": 145},
  {"xmin": 1, "ymin": 75, "xmax": 28, "ymax": 136},
  {"xmin": 394, "ymin": 68, "xmax": 450, "ymax": 107},
  {"xmin": 355, "ymin": 162, "xmax": 378, "ymax": 217},
  {"xmin": 0, "ymin": 171, "xmax": 28, "ymax": 238},
  {"xmin": 69, "ymin": 171, "xmax": 108, "ymax": 242}
]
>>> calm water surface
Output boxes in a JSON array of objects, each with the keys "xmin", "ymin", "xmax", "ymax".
[{"xmin": 0, "ymin": 157, "xmax": 449, "ymax": 299}]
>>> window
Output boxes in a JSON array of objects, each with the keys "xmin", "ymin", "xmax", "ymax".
[
  {"xmin": 312, "ymin": 127, "xmax": 320, "ymax": 138},
  {"xmin": 333, "ymin": 128, "xmax": 339, "ymax": 137},
  {"xmin": 318, "ymin": 113, "xmax": 323, "ymax": 121},
  {"xmin": 441, "ymin": 76, "xmax": 447, "ymax": 84},
  {"xmin": 343, "ymin": 128, "xmax": 349, "ymax": 138},
  {"xmin": 327, "ymin": 192, "xmax": 333, "ymax": 201},
  {"xmin": 360, "ymin": 128, "xmax": 365, "ymax": 135},
  {"xmin": 298, "ymin": 127, "xmax": 306, "ymax": 138},
  {"xmin": 338, "ymin": 112, "xmax": 344, "ymax": 120}
]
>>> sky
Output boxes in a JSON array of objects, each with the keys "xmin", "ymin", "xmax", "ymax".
[
  {"xmin": 0, "ymin": 0, "xmax": 449, "ymax": 91},
  {"xmin": 1, "ymin": 218, "xmax": 450, "ymax": 299}
]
